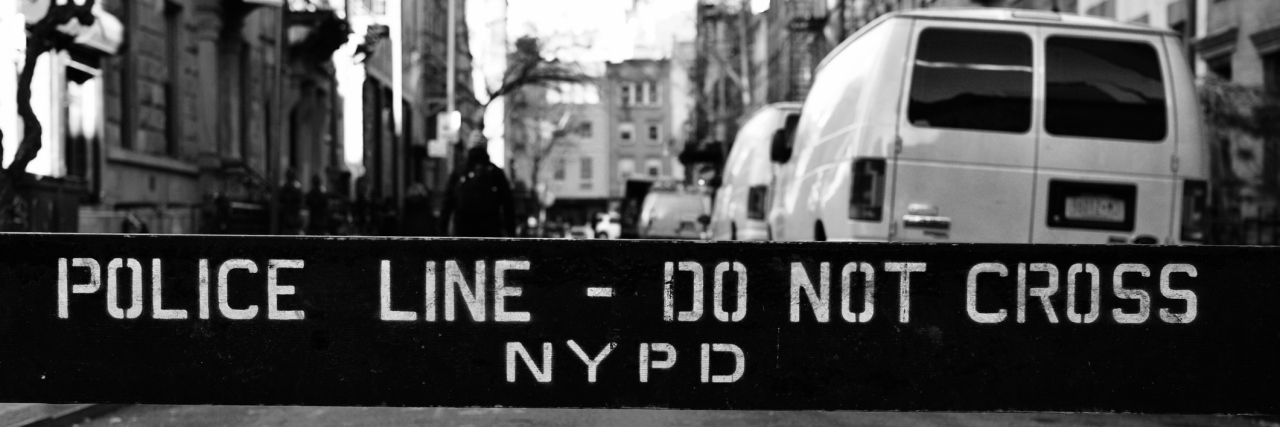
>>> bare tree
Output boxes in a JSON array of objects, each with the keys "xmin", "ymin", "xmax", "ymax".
[
  {"xmin": 472, "ymin": 36, "xmax": 590, "ymax": 135},
  {"xmin": 1, "ymin": 0, "xmax": 99, "ymax": 227},
  {"xmin": 507, "ymin": 85, "xmax": 580, "ymax": 233}
]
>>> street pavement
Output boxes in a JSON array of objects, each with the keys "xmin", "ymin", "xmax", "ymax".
[{"xmin": 70, "ymin": 406, "xmax": 1274, "ymax": 427}]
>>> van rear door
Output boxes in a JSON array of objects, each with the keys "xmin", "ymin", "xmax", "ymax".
[
  {"xmin": 1030, "ymin": 28, "xmax": 1177, "ymax": 244},
  {"xmin": 892, "ymin": 20, "xmax": 1038, "ymax": 243}
]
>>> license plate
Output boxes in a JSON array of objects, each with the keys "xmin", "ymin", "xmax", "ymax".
[{"xmin": 1065, "ymin": 196, "xmax": 1125, "ymax": 223}]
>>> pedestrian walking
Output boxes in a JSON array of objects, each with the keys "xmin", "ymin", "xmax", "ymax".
[
  {"xmin": 279, "ymin": 168, "xmax": 304, "ymax": 235},
  {"xmin": 306, "ymin": 174, "xmax": 330, "ymax": 235},
  {"xmin": 440, "ymin": 145, "xmax": 515, "ymax": 237}
]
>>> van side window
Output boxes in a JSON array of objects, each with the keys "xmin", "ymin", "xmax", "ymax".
[
  {"xmin": 907, "ymin": 29, "xmax": 1032, "ymax": 133},
  {"xmin": 1045, "ymin": 36, "xmax": 1166, "ymax": 141}
]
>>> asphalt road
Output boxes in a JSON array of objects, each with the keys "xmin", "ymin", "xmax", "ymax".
[{"xmin": 72, "ymin": 406, "xmax": 1273, "ymax": 427}]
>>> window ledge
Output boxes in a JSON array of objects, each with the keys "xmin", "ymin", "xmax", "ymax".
[
  {"xmin": 1250, "ymin": 24, "xmax": 1280, "ymax": 56},
  {"xmin": 107, "ymin": 147, "xmax": 199, "ymax": 176},
  {"xmin": 1196, "ymin": 26, "xmax": 1239, "ymax": 60}
]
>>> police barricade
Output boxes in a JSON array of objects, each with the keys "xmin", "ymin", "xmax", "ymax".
[{"xmin": 0, "ymin": 233, "xmax": 1275, "ymax": 414}]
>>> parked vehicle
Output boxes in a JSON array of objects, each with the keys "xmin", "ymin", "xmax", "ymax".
[
  {"xmin": 710, "ymin": 102, "xmax": 801, "ymax": 241},
  {"xmin": 619, "ymin": 179, "xmax": 656, "ymax": 239},
  {"xmin": 639, "ymin": 189, "xmax": 712, "ymax": 240},
  {"xmin": 769, "ymin": 9, "xmax": 1208, "ymax": 244},
  {"xmin": 541, "ymin": 222, "xmax": 568, "ymax": 239},
  {"xmin": 595, "ymin": 212, "xmax": 621, "ymax": 239},
  {"xmin": 568, "ymin": 224, "xmax": 594, "ymax": 239}
]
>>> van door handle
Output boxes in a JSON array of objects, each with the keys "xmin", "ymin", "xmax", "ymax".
[{"xmin": 903, "ymin": 214, "xmax": 951, "ymax": 230}]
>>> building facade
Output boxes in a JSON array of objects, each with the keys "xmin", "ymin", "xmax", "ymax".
[
  {"xmin": 0, "ymin": 0, "xmax": 123, "ymax": 232},
  {"xmin": 1, "ymin": 0, "xmax": 349, "ymax": 234},
  {"xmin": 1197, "ymin": 0, "xmax": 1280, "ymax": 90},
  {"xmin": 354, "ymin": 0, "xmax": 478, "ymax": 236},
  {"xmin": 606, "ymin": 59, "xmax": 679, "ymax": 198},
  {"xmin": 401, "ymin": 0, "xmax": 479, "ymax": 215},
  {"xmin": 505, "ymin": 82, "xmax": 611, "ymax": 227},
  {"xmin": 1194, "ymin": 0, "xmax": 1280, "ymax": 226}
]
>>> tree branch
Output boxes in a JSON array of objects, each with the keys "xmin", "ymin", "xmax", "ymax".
[{"xmin": 6, "ymin": 0, "xmax": 97, "ymax": 178}]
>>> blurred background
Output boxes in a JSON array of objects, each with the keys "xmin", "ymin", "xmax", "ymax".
[
  {"xmin": 0, "ymin": 0, "xmax": 1269, "ymax": 242},
  {"xmin": 0, "ymin": 0, "xmax": 1269, "ymax": 243},
  {"xmin": 2, "ymin": 0, "xmax": 1275, "ymax": 244}
]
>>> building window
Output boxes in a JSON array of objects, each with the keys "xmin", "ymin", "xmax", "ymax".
[
  {"xmin": 618, "ymin": 157, "xmax": 636, "ymax": 179},
  {"xmin": 576, "ymin": 121, "xmax": 593, "ymax": 138},
  {"xmin": 1046, "ymin": 36, "xmax": 1167, "ymax": 141},
  {"xmin": 580, "ymin": 157, "xmax": 593, "ymax": 180},
  {"xmin": 236, "ymin": 41, "xmax": 251, "ymax": 160},
  {"xmin": 64, "ymin": 72, "xmax": 102, "ymax": 182},
  {"xmin": 645, "ymin": 158, "xmax": 663, "ymax": 177},
  {"xmin": 165, "ymin": 1, "xmax": 183, "ymax": 157},
  {"xmin": 1265, "ymin": 54, "xmax": 1280, "ymax": 95},
  {"xmin": 1208, "ymin": 57, "xmax": 1233, "ymax": 80},
  {"xmin": 648, "ymin": 80, "xmax": 659, "ymax": 105},
  {"xmin": 622, "ymin": 82, "xmax": 642, "ymax": 106},
  {"xmin": 554, "ymin": 157, "xmax": 566, "ymax": 181},
  {"xmin": 648, "ymin": 124, "xmax": 660, "ymax": 143},
  {"xmin": 908, "ymin": 29, "xmax": 1032, "ymax": 133},
  {"xmin": 619, "ymin": 122, "xmax": 634, "ymax": 143}
]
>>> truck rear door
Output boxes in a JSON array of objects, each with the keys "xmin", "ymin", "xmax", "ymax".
[
  {"xmin": 1030, "ymin": 27, "xmax": 1177, "ymax": 244},
  {"xmin": 892, "ymin": 20, "xmax": 1038, "ymax": 243}
]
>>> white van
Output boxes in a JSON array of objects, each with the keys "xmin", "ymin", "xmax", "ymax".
[
  {"xmin": 710, "ymin": 102, "xmax": 801, "ymax": 241},
  {"xmin": 640, "ymin": 189, "xmax": 713, "ymax": 240},
  {"xmin": 769, "ymin": 9, "xmax": 1209, "ymax": 244}
]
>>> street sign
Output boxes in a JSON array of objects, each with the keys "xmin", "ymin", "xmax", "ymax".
[{"xmin": 0, "ymin": 233, "xmax": 1277, "ymax": 413}]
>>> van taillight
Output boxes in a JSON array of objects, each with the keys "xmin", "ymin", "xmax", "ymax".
[
  {"xmin": 849, "ymin": 158, "xmax": 886, "ymax": 221},
  {"xmin": 1180, "ymin": 179, "xmax": 1208, "ymax": 242},
  {"xmin": 747, "ymin": 185, "xmax": 768, "ymax": 220}
]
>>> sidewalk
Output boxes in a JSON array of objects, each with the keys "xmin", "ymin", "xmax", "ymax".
[{"xmin": 0, "ymin": 404, "xmax": 120, "ymax": 427}]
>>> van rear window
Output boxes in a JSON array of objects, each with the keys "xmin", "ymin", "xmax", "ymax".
[
  {"xmin": 1046, "ymin": 36, "xmax": 1167, "ymax": 141},
  {"xmin": 908, "ymin": 29, "xmax": 1032, "ymax": 133}
]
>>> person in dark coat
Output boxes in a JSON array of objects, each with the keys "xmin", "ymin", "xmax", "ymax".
[
  {"xmin": 440, "ymin": 145, "xmax": 515, "ymax": 237},
  {"xmin": 279, "ymin": 168, "xmax": 305, "ymax": 235},
  {"xmin": 305, "ymin": 174, "xmax": 329, "ymax": 235}
]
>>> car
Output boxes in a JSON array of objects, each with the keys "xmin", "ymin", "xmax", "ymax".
[
  {"xmin": 594, "ymin": 212, "xmax": 621, "ymax": 239},
  {"xmin": 769, "ymin": 9, "xmax": 1208, "ymax": 245},
  {"xmin": 710, "ymin": 102, "xmax": 801, "ymax": 241},
  {"xmin": 568, "ymin": 225, "xmax": 594, "ymax": 239},
  {"xmin": 540, "ymin": 222, "xmax": 568, "ymax": 239},
  {"xmin": 639, "ymin": 190, "xmax": 712, "ymax": 240}
]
